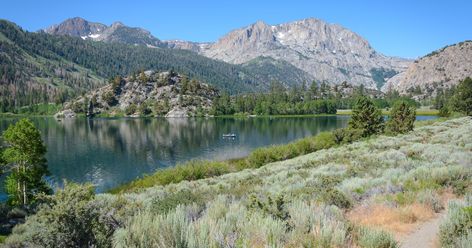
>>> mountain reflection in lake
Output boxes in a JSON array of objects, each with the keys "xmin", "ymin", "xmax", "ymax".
[{"xmin": 0, "ymin": 115, "xmax": 436, "ymax": 199}]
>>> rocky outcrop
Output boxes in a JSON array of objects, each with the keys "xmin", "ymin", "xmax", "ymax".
[
  {"xmin": 64, "ymin": 71, "xmax": 218, "ymax": 117},
  {"xmin": 383, "ymin": 41, "xmax": 472, "ymax": 94}
]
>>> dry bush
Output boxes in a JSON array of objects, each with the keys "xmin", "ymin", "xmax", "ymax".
[{"xmin": 348, "ymin": 203, "xmax": 435, "ymax": 235}]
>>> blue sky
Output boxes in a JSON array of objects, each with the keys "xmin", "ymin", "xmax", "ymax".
[{"xmin": 1, "ymin": 0, "xmax": 471, "ymax": 58}]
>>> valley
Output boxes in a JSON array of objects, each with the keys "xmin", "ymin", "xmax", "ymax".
[{"xmin": 0, "ymin": 3, "xmax": 471, "ymax": 247}]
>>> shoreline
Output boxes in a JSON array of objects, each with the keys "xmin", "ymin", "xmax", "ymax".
[
  {"xmin": 0, "ymin": 109, "xmax": 439, "ymax": 119},
  {"xmin": 108, "ymin": 115, "xmax": 449, "ymax": 194}
]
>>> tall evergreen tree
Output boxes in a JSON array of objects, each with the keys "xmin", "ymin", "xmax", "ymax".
[
  {"xmin": 310, "ymin": 81, "xmax": 319, "ymax": 99},
  {"xmin": 348, "ymin": 96, "xmax": 384, "ymax": 137},
  {"xmin": 386, "ymin": 101, "xmax": 416, "ymax": 134},
  {"xmin": 451, "ymin": 77, "xmax": 472, "ymax": 116}
]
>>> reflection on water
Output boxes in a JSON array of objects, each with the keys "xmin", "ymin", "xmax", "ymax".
[{"xmin": 0, "ymin": 115, "xmax": 436, "ymax": 199}]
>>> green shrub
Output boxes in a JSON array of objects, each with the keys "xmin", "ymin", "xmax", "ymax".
[
  {"xmin": 247, "ymin": 147, "xmax": 271, "ymax": 168},
  {"xmin": 247, "ymin": 132, "xmax": 336, "ymax": 168},
  {"xmin": 71, "ymin": 101, "xmax": 87, "ymax": 113},
  {"xmin": 152, "ymin": 190, "xmax": 204, "ymax": 214},
  {"xmin": 125, "ymin": 104, "xmax": 137, "ymax": 116},
  {"xmin": 357, "ymin": 227, "xmax": 398, "ymax": 248},
  {"xmin": 439, "ymin": 105, "xmax": 451, "ymax": 117},
  {"xmin": 138, "ymin": 103, "xmax": 152, "ymax": 116},
  {"xmin": 333, "ymin": 128, "xmax": 363, "ymax": 144},
  {"xmin": 113, "ymin": 206, "xmax": 189, "ymax": 248},
  {"xmin": 102, "ymin": 91, "xmax": 117, "ymax": 106},
  {"xmin": 248, "ymin": 194, "xmax": 290, "ymax": 222},
  {"xmin": 391, "ymin": 192, "xmax": 417, "ymax": 206},
  {"xmin": 451, "ymin": 179, "xmax": 471, "ymax": 196},
  {"xmin": 5, "ymin": 182, "xmax": 115, "ymax": 248},
  {"xmin": 111, "ymin": 160, "xmax": 231, "ymax": 193},
  {"xmin": 417, "ymin": 189, "xmax": 443, "ymax": 213},
  {"xmin": 455, "ymin": 231, "xmax": 472, "ymax": 248},
  {"xmin": 322, "ymin": 189, "xmax": 353, "ymax": 209},
  {"xmin": 440, "ymin": 197, "xmax": 472, "ymax": 247}
]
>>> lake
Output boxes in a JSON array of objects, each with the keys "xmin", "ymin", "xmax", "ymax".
[{"xmin": 0, "ymin": 115, "xmax": 437, "ymax": 200}]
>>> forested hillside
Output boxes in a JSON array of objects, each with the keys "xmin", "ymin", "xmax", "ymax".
[{"xmin": 0, "ymin": 20, "xmax": 311, "ymax": 112}]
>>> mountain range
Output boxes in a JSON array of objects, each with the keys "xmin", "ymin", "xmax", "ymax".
[
  {"xmin": 43, "ymin": 17, "xmax": 411, "ymax": 90},
  {"xmin": 1, "ymin": 17, "xmax": 470, "ymax": 110},
  {"xmin": 0, "ymin": 19, "xmax": 314, "ymax": 110},
  {"xmin": 44, "ymin": 17, "xmax": 165, "ymax": 48}
]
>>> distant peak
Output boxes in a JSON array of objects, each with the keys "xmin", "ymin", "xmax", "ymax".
[
  {"xmin": 252, "ymin": 20, "xmax": 269, "ymax": 27},
  {"xmin": 62, "ymin": 17, "xmax": 89, "ymax": 25},
  {"xmin": 254, "ymin": 20, "xmax": 267, "ymax": 25},
  {"xmin": 111, "ymin": 21, "xmax": 125, "ymax": 27},
  {"xmin": 288, "ymin": 17, "xmax": 327, "ymax": 27},
  {"xmin": 300, "ymin": 17, "xmax": 323, "ymax": 22},
  {"xmin": 69, "ymin": 17, "xmax": 87, "ymax": 21}
]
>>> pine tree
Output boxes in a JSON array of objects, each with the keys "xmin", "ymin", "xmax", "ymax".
[
  {"xmin": 451, "ymin": 77, "xmax": 472, "ymax": 115},
  {"xmin": 348, "ymin": 96, "xmax": 384, "ymax": 137},
  {"xmin": 310, "ymin": 81, "xmax": 319, "ymax": 99},
  {"xmin": 386, "ymin": 101, "xmax": 416, "ymax": 134}
]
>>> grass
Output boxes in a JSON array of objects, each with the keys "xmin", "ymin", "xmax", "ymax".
[
  {"xmin": 0, "ymin": 103, "xmax": 62, "ymax": 117},
  {"xmin": 337, "ymin": 108, "xmax": 439, "ymax": 116},
  {"xmin": 348, "ymin": 203, "xmax": 435, "ymax": 234},
  {"xmin": 110, "ymin": 160, "xmax": 233, "ymax": 193},
  {"xmin": 0, "ymin": 235, "xmax": 6, "ymax": 243}
]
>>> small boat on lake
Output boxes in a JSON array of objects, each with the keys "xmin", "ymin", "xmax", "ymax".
[{"xmin": 222, "ymin": 133, "xmax": 236, "ymax": 138}]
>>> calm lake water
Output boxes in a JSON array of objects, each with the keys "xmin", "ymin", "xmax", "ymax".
[{"xmin": 0, "ymin": 115, "xmax": 437, "ymax": 200}]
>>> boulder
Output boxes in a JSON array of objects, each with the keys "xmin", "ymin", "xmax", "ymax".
[
  {"xmin": 54, "ymin": 109, "xmax": 76, "ymax": 119},
  {"xmin": 165, "ymin": 107, "xmax": 189, "ymax": 118}
]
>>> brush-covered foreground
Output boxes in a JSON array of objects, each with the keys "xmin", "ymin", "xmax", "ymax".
[
  {"xmin": 4, "ymin": 117, "xmax": 472, "ymax": 247},
  {"xmin": 440, "ymin": 195, "xmax": 472, "ymax": 247}
]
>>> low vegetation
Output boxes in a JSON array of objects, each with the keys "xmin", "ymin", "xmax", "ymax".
[
  {"xmin": 4, "ymin": 115, "xmax": 471, "ymax": 247},
  {"xmin": 439, "ymin": 195, "xmax": 472, "ymax": 247}
]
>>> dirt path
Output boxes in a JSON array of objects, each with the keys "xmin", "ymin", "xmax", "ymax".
[{"xmin": 399, "ymin": 213, "xmax": 444, "ymax": 248}]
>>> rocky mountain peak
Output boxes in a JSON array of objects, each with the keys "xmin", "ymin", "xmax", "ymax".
[
  {"xmin": 111, "ymin": 21, "xmax": 125, "ymax": 28},
  {"xmin": 383, "ymin": 41, "xmax": 472, "ymax": 94},
  {"xmin": 44, "ymin": 18, "xmax": 162, "ymax": 47},
  {"xmin": 252, "ymin": 20, "xmax": 269, "ymax": 29},
  {"xmin": 198, "ymin": 18, "xmax": 409, "ymax": 88},
  {"xmin": 44, "ymin": 17, "xmax": 106, "ymax": 37}
]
